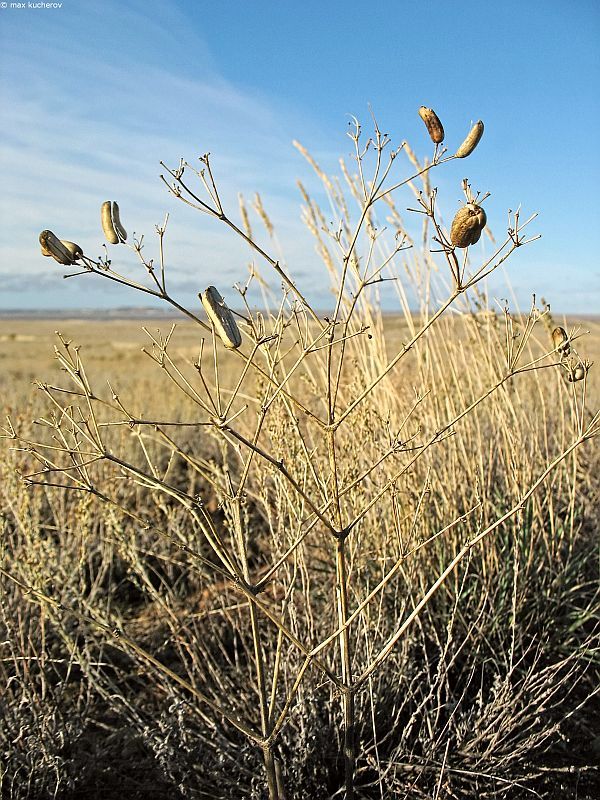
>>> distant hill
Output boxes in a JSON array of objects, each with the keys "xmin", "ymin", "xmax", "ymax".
[
  {"xmin": 0, "ymin": 307, "xmax": 180, "ymax": 321},
  {"xmin": 1, "ymin": 307, "xmax": 598, "ymax": 323}
]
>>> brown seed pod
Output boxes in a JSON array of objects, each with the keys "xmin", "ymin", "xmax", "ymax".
[
  {"xmin": 41, "ymin": 239, "xmax": 83, "ymax": 261},
  {"xmin": 450, "ymin": 203, "xmax": 487, "ymax": 248},
  {"xmin": 39, "ymin": 230, "xmax": 76, "ymax": 265},
  {"xmin": 200, "ymin": 286, "xmax": 242, "ymax": 349},
  {"xmin": 551, "ymin": 326, "xmax": 570, "ymax": 356},
  {"xmin": 101, "ymin": 201, "xmax": 127, "ymax": 244},
  {"xmin": 455, "ymin": 120, "xmax": 484, "ymax": 158},
  {"xmin": 418, "ymin": 106, "xmax": 444, "ymax": 144},
  {"xmin": 567, "ymin": 364, "xmax": 587, "ymax": 383}
]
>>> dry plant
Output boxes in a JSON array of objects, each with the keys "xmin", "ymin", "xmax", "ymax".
[{"xmin": 1, "ymin": 108, "xmax": 599, "ymax": 800}]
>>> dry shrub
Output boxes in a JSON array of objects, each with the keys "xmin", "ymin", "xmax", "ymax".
[{"xmin": 1, "ymin": 110, "xmax": 599, "ymax": 800}]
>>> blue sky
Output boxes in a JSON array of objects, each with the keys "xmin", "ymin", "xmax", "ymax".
[{"xmin": 0, "ymin": 0, "xmax": 598, "ymax": 312}]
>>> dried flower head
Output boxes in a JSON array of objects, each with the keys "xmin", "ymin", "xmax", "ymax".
[
  {"xmin": 551, "ymin": 326, "xmax": 570, "ymax": 357},
  {"xmin": 450, "ymin": 203, "xmax": 487, "ymax": 248},
  {"xmin": 101, "ymin": 201, "xmax": 127, "ymax": 244},
  {"xmin": 200, "ymin": 286, "xmax": 242, "ymax": 349},
  {"xmin": 418, "ymin": 106, "xmax": 445, "ymax": 144},
  {"xmin": 39, "ymin": 230, "xmax": 79, "ymax": 265},
  {"xmin": 455, "ymin": 121, "xmax": 484, "ymax": 158}
]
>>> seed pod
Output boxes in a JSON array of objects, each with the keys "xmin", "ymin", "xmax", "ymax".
[
  {"xmin": 455, "ymin": 120, "xmax": 484, "ymax": 158},
  {"xmin": 450, "ymin": 203, "xmax": 487, "ymax": 248},
  {"xmin": 39, "ymin": 230, "xmax": 75, "ymax": 265},
  {"xmin": 41, "ymin": 239, "xmax": 82, "ymax": 261},
  {"xmin": 200, "ymin": 286, "xmax": 242, "ymax": 349},
  {"xmin": 111, "ymin": 202, "xmax": 127, "ymax": 242},
  {"xmin": 418, "ymin": 106, "xmax": 444, "ymax": 144},
  {"xmin": 101, "ymin": 201, "xmax": 119, "ymax": 244},
  {"xmin": 551, "ymin": 326, "xmax": 570, "ymax": 356},
  {"xmin": 567, "ymin": 364, "xmax": 587, "ymax": 383},
  {"xmin": 62, "ymin": 240, "xmax": 83, "ymax": 261},
  {"xmin": 101, "ymin": 201, "xmax": 127, "ymax": 244}
]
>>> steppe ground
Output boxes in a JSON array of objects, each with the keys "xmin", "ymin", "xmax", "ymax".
[{"xmin": 1, "ymin": 314, "xmax": 599, "ymax": 398}]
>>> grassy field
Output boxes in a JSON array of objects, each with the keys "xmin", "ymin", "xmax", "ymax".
[
  {"xmin": 1, "ymin": 309, "xmax": 598, "ymax": 800},
  {"xmin": 1, "ymin": 313, "xmax": 598, "ymax": 395}
]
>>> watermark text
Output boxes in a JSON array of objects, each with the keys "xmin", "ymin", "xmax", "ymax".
[{"xmin": 1, "ymin": 2, "xmax": 64, "ymax": 9}]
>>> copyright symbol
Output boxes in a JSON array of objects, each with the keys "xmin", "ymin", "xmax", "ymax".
[{"xmin": 0, "ymin": 3, "xmax": 7, "ymax": 8}]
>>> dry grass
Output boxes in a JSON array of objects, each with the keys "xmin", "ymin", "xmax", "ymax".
[{"xmin": 1, "ymin": 113, "xmax": 599, "ymax": 800}]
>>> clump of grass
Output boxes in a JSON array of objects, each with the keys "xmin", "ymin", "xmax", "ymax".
[{"xmin": 1, "ymin": 108, "xmax": 599, "ymax": 799}]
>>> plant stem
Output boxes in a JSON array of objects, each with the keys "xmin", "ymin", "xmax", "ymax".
[
  {"xmin": 326, "ymin": 403, "xmax": 356, "ymax": 798},
  {"xmin": 336, "ymin": 536, "xmax": 355, "ymax": 799},
  {"xmin": 250, "ymin": 601, "xmax": 279, "ymax": 799},
  {"xmin": 262, "ymin": 744, "xmax": 279, "ymax": 800},
  {"xmin": 240, "ymin": 470, "xmax": 282, "ymax": 800}
]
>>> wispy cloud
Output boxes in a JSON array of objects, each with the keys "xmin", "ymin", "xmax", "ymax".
[{"xmin": 0, "ymin": 0, "xmax": 331, "ymax": 309}]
